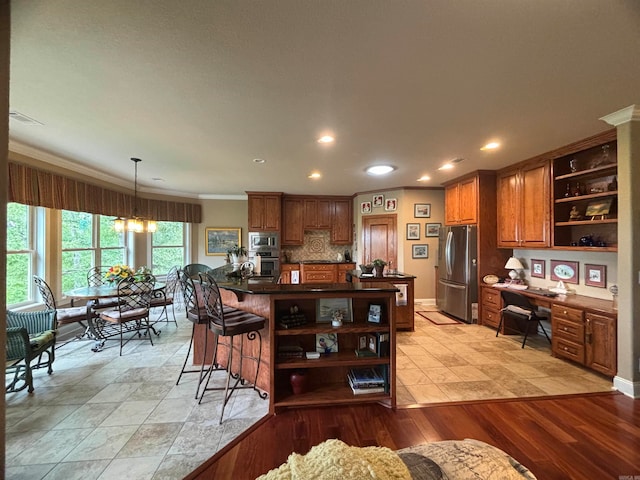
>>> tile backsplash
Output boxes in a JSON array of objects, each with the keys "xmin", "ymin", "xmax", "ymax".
[{"xmin": 282, "ymin": 230, "xmax": 352, "ymax": 263}]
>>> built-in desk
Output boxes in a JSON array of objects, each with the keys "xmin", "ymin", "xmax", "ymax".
[{"xmin": 480, "ymin": 284, "xmax": 617, "ymax": 376}]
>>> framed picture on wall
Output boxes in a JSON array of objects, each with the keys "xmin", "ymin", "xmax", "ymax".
[
  {"xmin": 361, "ymin": 201, "xmax": 372, "ymax": 214},
  {"xmin": 385, "ymin": 198, "xmax": 397, "ymax": 211},
  {"xmin": 205, "ymin": 227, "xmax": 241, "ymax": 256},
  {"xmin": 550, "ymin": 260, "xmax": 579, "ymax": 284},
  {"xmin": 530, "ymin": 259, "xmax": 545, "ymax": 278},
  {"xmin": 412, "ymin": 244, "xmax": 429, "ymax": 259},
  {"xmin": 406, "ymin": 223, "xmax": 420, "ymax": 240},
  {"xmin": 373, "ymin": 194, "xmax": 384, "ymax": 208},
  {"xmin": 414, "ymin": 203, "xmax": 431, "ymax": 218},
  {"xmin": 585, "ymin": 264, "xmax": 606, "ymax": 288},
  {"xmin": 425, "ymin": 223, "xmax": 441, "ymax": 237}
]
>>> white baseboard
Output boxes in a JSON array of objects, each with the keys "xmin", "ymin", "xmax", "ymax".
[
  {"xmin": 613, "ymin": 376, "xmax": 640, "ymax": 398},
  {"xmin": 415, "ymin": 298, "xmax": 436, "ymax": 306}
]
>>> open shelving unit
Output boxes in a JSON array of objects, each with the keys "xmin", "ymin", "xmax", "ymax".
[
  {"xmin": 552, "ymin": 131, "xmax": 618, "ymax": 251},
  {"xmin": 271, "ymin": 291, "xmax": 395, "ymax": 411}
]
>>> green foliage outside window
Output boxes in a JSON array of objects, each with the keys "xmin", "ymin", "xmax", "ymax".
[
  {"xmin": 6, "ymin": 203, "xmax": 31, "ymax": 305},
  {"xmin": 152, "ymin": 221, "xmax": 185, "ymax": 275}
]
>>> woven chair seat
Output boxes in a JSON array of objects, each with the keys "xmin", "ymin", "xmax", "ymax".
[{"xmin": 100, "ymin": 307, "xmax": 148, "ymax": 323}]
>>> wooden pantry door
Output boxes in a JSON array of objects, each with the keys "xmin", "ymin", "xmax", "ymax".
[{"xmin": 362, "ymin": 214, "xmax": 397, "ymax": 270}]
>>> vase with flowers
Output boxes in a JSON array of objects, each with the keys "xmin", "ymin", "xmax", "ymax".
[{"xmin": 104, "ymin": 264, "xmax": 135, "ymax": 284}]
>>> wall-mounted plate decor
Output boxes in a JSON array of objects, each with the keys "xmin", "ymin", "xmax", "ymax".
[{"xmin": 550, "ymin": 260, "xmax": 579, "ymax": 284}]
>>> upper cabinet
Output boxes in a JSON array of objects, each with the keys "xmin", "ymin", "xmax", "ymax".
[
  {"xmin": 281, "ymin": 195, "xmax": 353, "ymax": 246},
  {"xmin": 247, "ymin": 192, "xmax": 282, "ymax": 231},
  {"xmin": 551, "ymin": 130, "xmax": 617, "ymax": 251},
  {"xmin": 331, "ymin": 198, "xmax": 353, "ymax": 244},
  {"xmin": 304, "ymin": 198, "xmax": 332, "ymax": 229},
  {"xmin": 497, "ymin": 157, "xmax": 551, "ymax": 248},
  {"xmin": 444, "ymin": 176, "xmax": 477, "ymax": 225}
]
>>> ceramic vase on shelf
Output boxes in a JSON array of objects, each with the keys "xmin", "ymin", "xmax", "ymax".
[
  {"xmin": 374, "ymin": 265, "xmax": 385, "ymax": 277},
  {"xmin": 289, "ymin": 370, "xmax": 307, "ymax": 395}
]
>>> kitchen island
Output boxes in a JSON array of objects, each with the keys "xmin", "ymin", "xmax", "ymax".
[
  {"xmin": 348, "ymin": 270, "xmax": 416, "ymax": 330},
  {"xmin": 192, "ymin": 264, "xmax": 399, "ymax": 413}
]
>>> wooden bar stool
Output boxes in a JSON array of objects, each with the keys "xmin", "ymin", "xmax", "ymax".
[{"xmin": 197, "ymin": 272, "xmax": 267, "ymax": 424}]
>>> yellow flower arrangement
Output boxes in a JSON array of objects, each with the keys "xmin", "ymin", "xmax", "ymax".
[{"xmin": 105, "ymin": 264, "xmax": 135, "ymax": 283}]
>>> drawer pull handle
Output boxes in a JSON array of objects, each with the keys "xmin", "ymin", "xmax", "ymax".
[
  {"xmin": 563, "ymin": 310, "xmax": 567, "ymax": 314},
  {"xmin": 564, "ymin": 347, "xmax": 568, "ymax": 351},
  {"xmin": 563, "ymin": 327, "xmax": 568, "ymax": 331}
]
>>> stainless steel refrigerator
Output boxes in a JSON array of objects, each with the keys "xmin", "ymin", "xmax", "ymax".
[{"xmin": 437, "ymin": 225, "xmax": 478, "ymax": 323}]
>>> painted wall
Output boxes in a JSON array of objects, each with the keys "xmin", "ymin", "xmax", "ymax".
[
  {"xmin": 353, "ymin": 187, "xmax": 445, "ymax": 301},
  {"xmin": 194, "ymin": 199, "xmax": 247, "ymax": 269}
]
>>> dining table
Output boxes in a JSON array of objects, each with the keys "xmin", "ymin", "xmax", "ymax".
[{"xmin": 66, "ymin": 282, "xmax": 165, "ymax": 352}]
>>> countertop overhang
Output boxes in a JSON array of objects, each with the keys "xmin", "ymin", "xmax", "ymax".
[{"xmin": 349, "ymin": 270, "xmax": 416, "ymax": 280}]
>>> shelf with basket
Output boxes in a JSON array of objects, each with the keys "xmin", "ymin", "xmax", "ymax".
[
  {"xmin": 552, "ymin": 131, "xmax": 618, "ymax": 250},
  {"xmin": 271, "ymin": 290, "xmax": 396, "ymax": 411}
]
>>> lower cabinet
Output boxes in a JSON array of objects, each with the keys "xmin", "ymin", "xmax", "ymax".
[
  {"xmin": 300, "ymin": 264, "xmax": 337, "ymax": 284},
  {"xmin": 551, "ymin": 304, "xmax": 617, "ymax": 376},
  {"xmin": 480, "ymin": 286, "xmax": 537, "ymax": 334},
  {"xmin": 272, "ymin": 291, "xmax": 396, "ymax": 411}
]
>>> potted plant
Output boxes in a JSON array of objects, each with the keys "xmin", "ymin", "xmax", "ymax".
[
  {"xmin": 371, "ymin": 258, "xmax": 387, "ymax": 277},
  {"xmin": 227, "ymin": 244, "xmax": 248, "ymax": 265}
]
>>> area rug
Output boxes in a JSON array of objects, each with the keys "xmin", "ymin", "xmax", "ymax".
[{"xmin": 416, "ymin": 311, "xmax": 462, "ymax": 325}]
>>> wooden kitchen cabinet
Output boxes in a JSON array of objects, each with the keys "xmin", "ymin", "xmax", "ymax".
[
  {"xmin": 282, "ymin": 197, "xmax": 304, "ymax": 245},
  {"xmin": 585, "ymin": 312, "xmax": 617, "ymax": 376},
  {"xmin": 336, "ymin": 263, "xmax": 356, "ymax": 283},
  {"xmin": 480, "ymin": 286, "xmax": 537, "ymax": 335},
  {"xmin": 331, "ymin": 198, "xmax": 353, "ymax": 244},
  {"xmin": 300, "ymin": 263, "xmax": 337, "ymax": 284},
  {"xmin": 497, "ymin": 157, "xmax": 550, "ymax": 248},
  {"xmin": 247, "ymin": 192, "xmax": 282, "ymax": 231},
  {"xmin": 551, "ymin": 304, "xmax": 585, "ymax": 364},
  {"xmin": 304, "ymin": 198, "xmax": 332, "ymax": 229},
  {"xmin": 444, "ymin": 175, "xmax": 477, "ymax": 225}
]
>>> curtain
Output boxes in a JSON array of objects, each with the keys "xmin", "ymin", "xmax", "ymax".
[{"xmin": 7, "ymin": 162, "xmax": 201, "ymax": 223}]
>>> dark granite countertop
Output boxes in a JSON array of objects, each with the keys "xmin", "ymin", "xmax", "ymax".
[{"xmin": 349, "ymin": 269, "xmax": 416, "ymax": 280}]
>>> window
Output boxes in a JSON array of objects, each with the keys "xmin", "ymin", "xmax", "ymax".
[
  {"xmin": 151, "ymin": 221, "xmax": 186, "ymax": 275},
  {"xmin": 6, "ymin": 203, "xmax": 36, "ymax": 306},
  {"xmin": 61, "ymin": 211, "xmax": 126, "ymax": 292}
]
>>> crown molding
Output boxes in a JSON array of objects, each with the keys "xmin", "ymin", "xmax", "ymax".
[
  {"xmin": 198, "ymin": 193, "xmax": 247, "ymax": 200},
  {"xmin": 600, "ymin": 104, "xmax": 640, "ymax": 126}
]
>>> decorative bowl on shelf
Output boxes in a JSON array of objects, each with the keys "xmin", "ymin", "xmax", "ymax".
[{"xmin": 359, "ymin": 264, "xmax": 374, "ymax": 274}]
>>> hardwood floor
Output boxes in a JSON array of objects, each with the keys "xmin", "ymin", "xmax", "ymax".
[{"xmin": 186, "ymin": 392, "xmax": 640, "ymax": 480}]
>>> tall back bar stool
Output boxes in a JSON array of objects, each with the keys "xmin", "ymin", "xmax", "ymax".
[{"xmin": 197, "ymin": 272, "xmax": 267, "ymax": 424}]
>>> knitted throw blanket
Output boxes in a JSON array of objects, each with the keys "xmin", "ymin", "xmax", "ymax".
[{"xmin": 256, "ymin": 439, "xmax": 412, "ymax": 480}]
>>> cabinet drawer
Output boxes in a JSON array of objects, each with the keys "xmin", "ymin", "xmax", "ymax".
[
  {"xmin": 482, "ymin": 288, "xmax": 501, "ymax": 308},
  {"xmin": 553, "ymin": 317, "xmax": 584, "ymax": 344},
  {"xmin": 303, "ymin": 272, "xmax": 335, "ymax": 283},
  {"xmin": 303, "ymin": 264, "xmax": 336, "ymax": 272},
  {"xmin": 482, "ymin": 307, "xmax": 500, "ymax": 328},
  {"xmin": 553, "ymin": 337, "xmax": 585, "ymax": 363},
  {"xmin": 552, "ymin": 304, "xmax": 583, "ymax": 323}
]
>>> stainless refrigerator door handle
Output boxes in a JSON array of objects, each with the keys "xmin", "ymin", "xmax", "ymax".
[
  {"xmin": 445, "ymin": 231, "xmax": 453, "ymax": 276},
  {"xmin": 439, "ymin": 279, "xmax": 466, "ymax": 290}
]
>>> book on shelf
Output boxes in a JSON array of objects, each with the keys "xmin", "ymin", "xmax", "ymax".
[
  {"xmin": 277, "ymin": 345, "xmax": 304, "ymax": 359},
  {"xmin": 347, "ymin": 372, "xmax": 385, "ymax": 389},
  {"xmin": 354, "ymin": 348, "xmax": 377, "ymax": 357},
  {"xmin": 349, "ymin": 384, "xmax": 385, "ymax": 395},
  {"xmin": 348, "ymin": 367, "xmax": 385, "ymax": 387}
]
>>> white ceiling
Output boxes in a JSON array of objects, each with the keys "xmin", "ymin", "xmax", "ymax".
[{"xmin": 8, "ymin": 1, "xmax": 640, "ymax": 199}]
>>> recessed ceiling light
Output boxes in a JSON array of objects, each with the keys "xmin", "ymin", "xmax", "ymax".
[
  {"xmin": 317, "ymin": 135, "xmax": 335, "ymax": 144},
  {"xmin": 308, "ymin": 172, "xmax": 321, "ymax": 179},
  {"xmin": 252, "ymin": 158, "xmax": 266, "ymax": 164},
  {"xmin": 417, "ymin": 175, "xmax": 431, "ymax": 182},
  {"xmin": 438, "ymin": 163, "xmax": 454, "ymax": 171},
  {"xmin": 366, "ymin": 165, "xmax": 395, "ymax": 176},
  {"xmin": 481, "ymin": 141, "xmax": 500, "ymax": 151}
]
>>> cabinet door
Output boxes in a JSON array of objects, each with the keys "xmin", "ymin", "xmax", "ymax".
[
  {"xmin": 316, "ymin": 199, "xmax": 332, "ymax": 228},
  {"xmin": 496, "ymin": 168, "xmax": 520, "ymax": 247},
  {"xmin": 586, "ymin": 312, "xmax": 617, "ymax": 376},
  {"xmin": 303, "ymin": 199, "xmax": 317, "ymax": 229},
  {"xmin": 263, "ymin": 195, "xmax": 281, "ymax": 231},
  {"xmin": 457, "ymin": 177, "xmax": 477, "ymax": 224},
  {"xmin": 519, "ymin": 159, "xmax": 550, "ymax": 247},
  {"xmin": 282, "ymin": 198, "xmax": 304, "ymax": 245},
  {"xmin": 331, "ymin": 199, "xmax": 352, "ymax": 244},
  {"xmin": 336, "ymin": 263, "xmax": 355, "ymax": 283},
  {"xmin": 248, "ymin": 195, "xmax": 266, "ymax": 230},
  {"xmin": 444, "ymin": 183, "xmax": 460, "ymax": 225}
]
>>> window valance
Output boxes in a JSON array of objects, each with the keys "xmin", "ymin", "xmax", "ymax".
[{"xmin": 7, "ymin": 162, "xmax": 201, "ymax": 223}]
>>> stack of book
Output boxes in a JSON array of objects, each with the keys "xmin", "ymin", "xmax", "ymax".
[{"xmin": 347, "ymin": 367, "xmax": 386, "ymax": 395}]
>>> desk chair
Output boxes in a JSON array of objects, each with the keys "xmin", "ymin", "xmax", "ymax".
[
  {"xmin": 99, "ymin": 276, "xmax": 156, "ymax": 355},
  {"xmin": 6, "ymin": 310, "xmax": 57, "ymax": 393},
  {"xmin": 497, "ymin": 290, "xmax": 551, "ymax": 348},
  {"xmin": 197, "ymin": 272, "xmax": 267, "ymax": 424}
]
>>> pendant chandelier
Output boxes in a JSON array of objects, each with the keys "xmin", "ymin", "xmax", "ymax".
[{"xmin": 113, "ymin": 157, "xmax": 157, "ymax": 233}]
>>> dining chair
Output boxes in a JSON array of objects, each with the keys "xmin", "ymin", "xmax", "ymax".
[
  {"xmin": 98, "ymin": 276, "xmax": 156, "ymax": 355},
  {"xmin": 33, "ymin": 275, "xmax": 95, "ymax": 346},
  {"xmin": 6, "ymin": 309, "xmax": 57, "ymax": 393},
  {"xmin": 150, "ymin": 265, "xmax": 180, "ymax": 326},
  {"xmin": 497, "ymin": 290, "xmax": 551, "ymax": 348},
  {"xmin": 86, "ymin": 266, "xmax": 121, "ymax": 308},
  {"xmin": 197, "ymin": 271, "xmax": 267, "ymax": 424}
]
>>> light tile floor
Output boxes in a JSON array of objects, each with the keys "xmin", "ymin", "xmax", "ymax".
[
  {"xmin": 6, "ymin": 304, "xmax": 615, "ymax": 479},
  {"xmin": 5, "ymin": 311, "xmax": 269, "ymax": 480},
  {"xmin": 396, "ymin": 305, "xmax": 614, "ymax": 405}
]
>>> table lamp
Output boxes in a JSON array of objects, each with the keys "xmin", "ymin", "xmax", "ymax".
[{"xmin": 505, "ymin": 257, "xmax": 524, "ymax": 283}]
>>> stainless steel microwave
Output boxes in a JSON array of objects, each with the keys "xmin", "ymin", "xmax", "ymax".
[{"xmin": 249, "ymin": 232, "xmax": 279, "ymax": 250}]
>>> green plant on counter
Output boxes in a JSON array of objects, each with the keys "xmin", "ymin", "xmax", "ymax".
[
  {"xmin": 371, "ymin": 259, "xmax": 387, "ymax": 267},
  {"xmin": 227, "ymin": 244, "xmax": 247, "ymax": 257}
]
